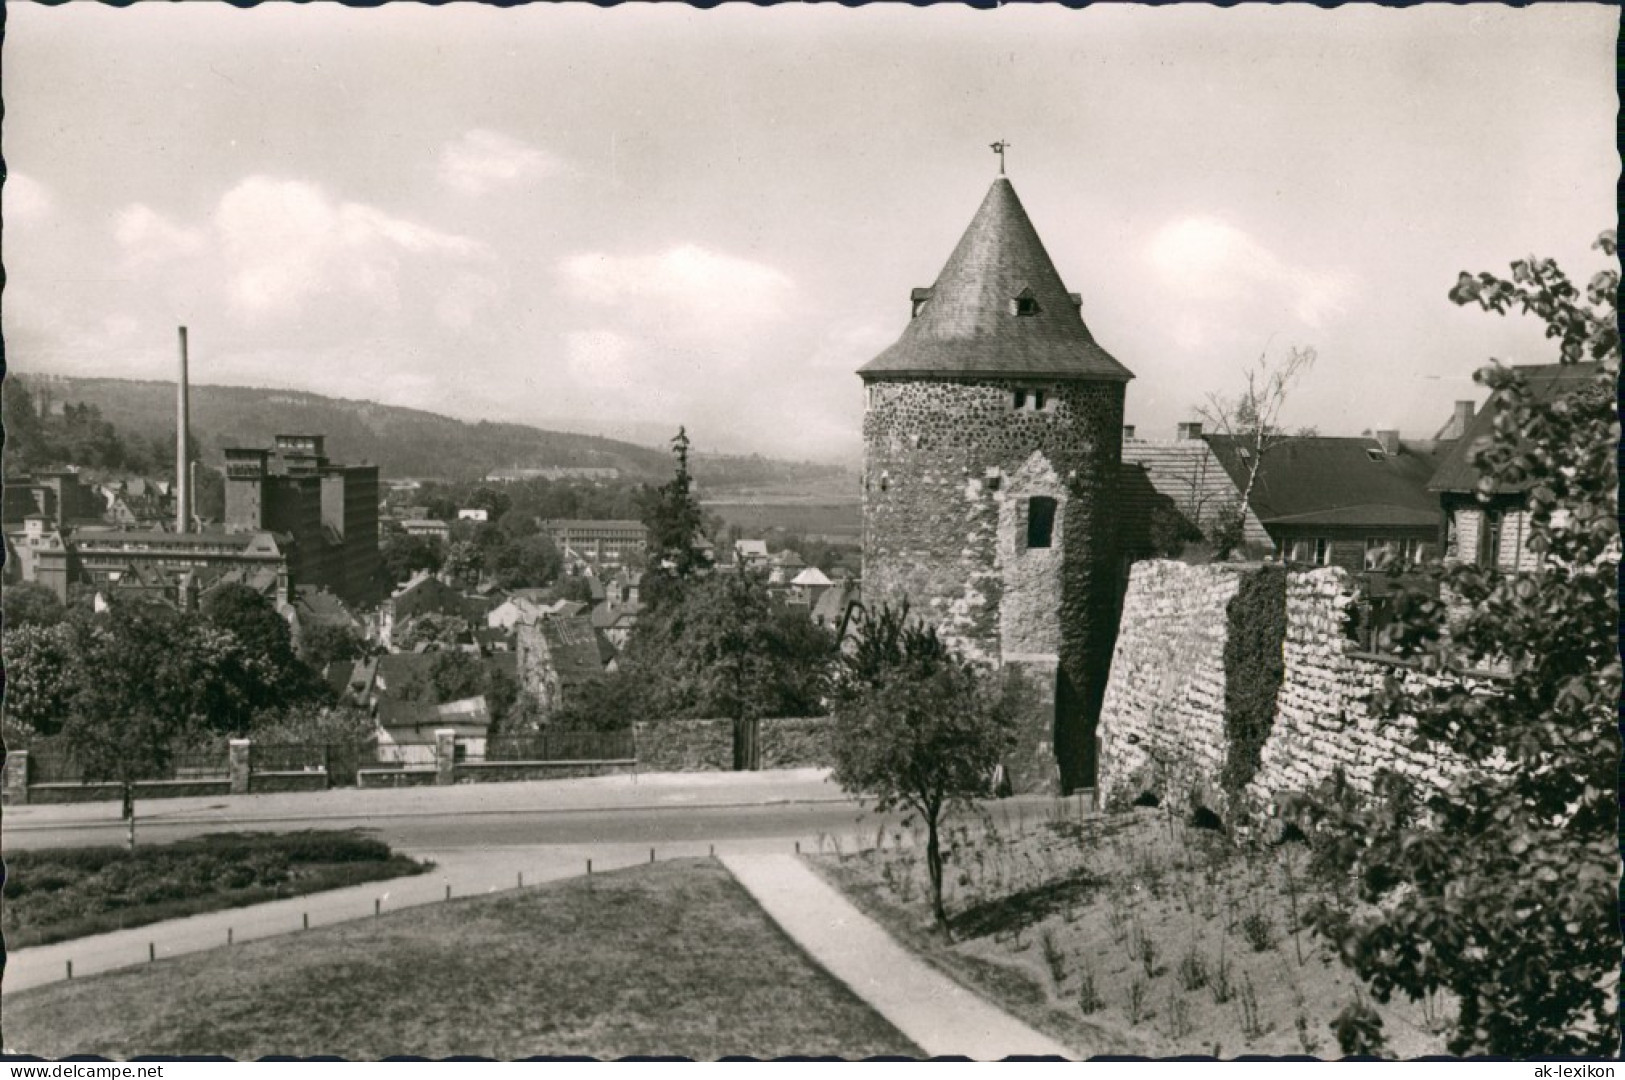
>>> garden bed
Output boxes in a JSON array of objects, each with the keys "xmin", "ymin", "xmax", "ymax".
[
  {"xmin": 2, "ymin": 830, "xmax": 430, "ymax": 948},
  {"xmin": 808, "ymin": 804, "xmax": 1453, "ymax": 1058}
]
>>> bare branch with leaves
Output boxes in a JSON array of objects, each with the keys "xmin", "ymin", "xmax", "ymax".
[{"xmin": 1195, "ymin": 345, "xmax": 1318, "ymax": 556}]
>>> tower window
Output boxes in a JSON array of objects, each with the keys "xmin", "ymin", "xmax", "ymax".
[
  {"xmin": 1012, "ymin": 387, "xmax": 1050, "ymax": 412},
  {"xmin": 1027, "ymin": 496, "xmax": 1057, "ymax": 549},
  {"xmin": 1010, "ymin": 288, "xmax": 1040, "ymax": 317}
]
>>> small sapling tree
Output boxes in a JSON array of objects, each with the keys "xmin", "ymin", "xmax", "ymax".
[
  {"xmin": 829, "ymin": 603, "xmax": 1022, "ymax": 932},
  {"xmin": 1196, "ymin": 344, "xmax": 1317, "ymax": 557}
]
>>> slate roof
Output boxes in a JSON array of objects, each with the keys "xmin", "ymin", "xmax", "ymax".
[
  {"xmin": 1120, "ymin": 438, "xmax": 1273, "ymax": 548},
  {"xmin": 520, "ymin": 613, "xmax": 609, "ymax": 687},
  {"xmin": 1427, "ymin": 362, "xmax": 1604, "ymax": 495},
  {"xmin": 860, "ymin": 178, "xmax": 1133, "ymax": 382},
  {"xmin": 1205, "ymin": 435, "xmax": 1444, "ymax": 530}
]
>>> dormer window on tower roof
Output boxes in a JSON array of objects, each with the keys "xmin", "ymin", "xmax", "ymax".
[{"xmin": 1010, "ymin": 287, "xmax": 1040, "ymax": 317}]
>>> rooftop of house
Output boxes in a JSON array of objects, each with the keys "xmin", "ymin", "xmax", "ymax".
[
  {"xmin": 790, "ymin": 566, "xmax": 834, "ymax": 588},
  {"xmin": 1205, "ymin": 434, "xmax": 1445, "ymax": 529},
  {"xmin": 377, "ymin": 694, "xmax": 490, "ymax": 733},
  {"xmin": 860, "ymin": 177, "xmax": 1134, "ymax": 383},
  {"xmin": 1427, "ymin": 362, "xmax": 1605, "ymax": 495},
  {"xmin": 521, "ymin": 612, "xmax": 609, "ymax": 685},
  {"xmin": 292, "ymin": 585, "xmax": 356, "ymax": 627}
]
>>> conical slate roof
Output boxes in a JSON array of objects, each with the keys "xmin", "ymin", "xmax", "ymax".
[{"xmin": 860, "ymin": 178, "xmax": 1133, "ymax": 382}]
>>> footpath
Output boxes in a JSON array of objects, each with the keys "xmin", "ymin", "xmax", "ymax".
[{"xmin": 723, "ymin": 853, "xmax": 1075, "ymax": 1059}]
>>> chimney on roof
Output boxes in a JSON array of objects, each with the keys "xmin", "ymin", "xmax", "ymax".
[
  {"xmin": 1122, "ymin": 424, "xmax": 1136, "ymax": 441},
  {"xmin": 1453, "ymin": 400, "xmax": 1474, "ymax": 431},
  {"xmin": 1375, "ymin": 430, "xmax": 1400, "ymax": 456},
  {"xmin": 1176, "ymin": 421, "xmax": 1203, "ymax": 441}
]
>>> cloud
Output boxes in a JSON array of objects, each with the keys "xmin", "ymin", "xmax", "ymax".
[
  {"xmin": 437, "ymin": 129, "xmax": 561, "ymax": 196},
  {"xmin": 4, "ymin": 172, "xmax": 55, "ymax": 223},
  {"xmin": 559, "ymin": 244, "xmax": 794, "ymax": 338},
  {"xmin": 114, "ymin": 204, "xmax": 207, "ymax": 267},
  {"xmin": 213, "ymin": 176, "xmax": 489, "ymax": 319},
  {"xmin": 1145, "ymin": 217, "xmax": 1357, "ymax": 345}
]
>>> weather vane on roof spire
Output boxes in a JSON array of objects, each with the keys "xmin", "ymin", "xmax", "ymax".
[{"xmin": 990, "ymin": 140, "xmax": 1010, "ymax": 176}]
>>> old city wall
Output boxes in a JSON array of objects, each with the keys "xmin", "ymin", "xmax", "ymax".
[
  {"xmin": 1098, "ymin": 561, "xmax": 1462, "ymax": 815},
  {"xmin": 631, "ymin": 717, "xmax": 835, "ymax": 773},
  {"xmin": 1094, "ymin": 561, "xmax": 1238, "ymax": 807}
]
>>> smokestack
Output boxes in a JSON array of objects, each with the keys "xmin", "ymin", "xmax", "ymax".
[
  {"xmin": 1375, "ymin": 429, "xmax": 1400, "ymax": 456},
  {"xmin": 176, "ymin": 326, "xmax": 190, "ymax": 534}
]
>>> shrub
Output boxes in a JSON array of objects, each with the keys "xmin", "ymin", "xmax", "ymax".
[
  {"xmin": 1330, "ymin": 996, "xmax": 1387, "ymax": 1057},
  {"xmin": 1177, "ymin": 947, "xmax": 1209, "ymax": 991},
  {"xmin": 1077, "ymin": 964, "xmax": 1104, "ymax": 1015},
  {"xmin": 1241, "ymin": 911, "xmax": 1276, "ymax": 952}
]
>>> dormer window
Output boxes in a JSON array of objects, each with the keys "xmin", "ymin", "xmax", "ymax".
[{"xmin": 1009, "ymin": 288, "xmax": 1040, "ymax": 317}]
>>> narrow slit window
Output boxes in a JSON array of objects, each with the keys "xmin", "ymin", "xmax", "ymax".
[
  {"xmin": 1027, "ymin": 496, "xmax": 1057, "ymax": 549},
  {"xmin": 1012, "ymin": 388, "xmax": 1028, "ymax": 410}
]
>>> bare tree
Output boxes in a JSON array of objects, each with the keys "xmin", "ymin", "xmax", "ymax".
[{"xmin": 1195, "ymin": 344, "xmax": 1317, "ymax": 557}]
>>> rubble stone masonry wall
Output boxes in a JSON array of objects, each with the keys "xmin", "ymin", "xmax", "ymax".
[
  {"xmin": 1099, "ymin": 561, "xmax": 1461, "ymax": 814},
  {"xmin": 1095, "ymin": 561, "xmax": 1238, "ymax": 807},
  {"xmin": 862, "ymin": 376, "xmax": 1124, "ymax": 793}
]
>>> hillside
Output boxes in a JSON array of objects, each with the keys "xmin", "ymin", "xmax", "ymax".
[{"xmin": 7, "ymin": 373, "xmax": 850, "ymax": 488}]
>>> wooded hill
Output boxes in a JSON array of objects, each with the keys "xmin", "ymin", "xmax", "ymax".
[{"xmin": 7, "ymin": 373, "xmax": 849, "ymax": 488}]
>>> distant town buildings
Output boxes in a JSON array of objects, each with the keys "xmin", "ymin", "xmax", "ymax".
[
  {"xmin": 485, "ymin": 466, "xmax": 621, "ymax": 483},
  {"xmin": 541, "ymin": 519, "xmax": 647, "ymax": 572},
  {"xmin": 3, "ymin": 431, "xmax": 380, "ymax": 612},
  {"xmin": 222, "ymin": 434, "xmax": 381, "ymax": 608}
]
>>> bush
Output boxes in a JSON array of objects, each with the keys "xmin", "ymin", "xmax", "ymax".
[{"xmin": 1330, "ymin": 996, "xmax": 1387, "ymax": 1057}]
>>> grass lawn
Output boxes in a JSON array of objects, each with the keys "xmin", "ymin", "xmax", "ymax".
[
  {"xmin": 2, "ymin": 831, "xmax": 429, "ymax": 948},
  {"xmin": 2, "ymin": 857, "xmax": 922, "ymax": 1060},
  {"xmin": 808, "ymin": 805, "xmax": 1454, "ymax": 1059}
]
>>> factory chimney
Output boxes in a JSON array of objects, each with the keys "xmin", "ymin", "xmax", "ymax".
[{"xmin": 176, "ymin": 326, "xmax": 191, "ymax": 534}]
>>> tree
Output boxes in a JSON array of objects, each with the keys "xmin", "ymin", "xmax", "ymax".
[
  {"xmin": 489, "ymin": 534, "xmax": 562, "ymax": 590},
  {"xmin": 60, "ymin": 601, "xmax": 215, "ymax": 846},
  {"xmin": 393, "ymin": 612, "xmax": 471, "ymax": 652},
  {"xmin": 201, "ymin": 583, "xmax": 323, "ymax": 710},
  {"xmin": 628, "ymin": 572, "xmax": 833, "ymax": 727},
  {"xmin": 548, "ymin": 575, "xmax": 596, "ymax": 606},
  {"xmin": 1, "ymin": 623, "xmax": 79, "ymax": 738},
  {"xmin": 380, "ymin": 525, "xmax": 444, "ymax": 584},
  {"xmin": 1296, "ymin": 234, "xmax": 1619, "ymax": 1056},
  {"xmin": 3, "ymin": 582, "xmax": 65, "ymax": 629},
  {"xmin": 1195, "ymin": 344, "xmax": 1317, "ymax": 557},
  {"xmin": 639, "ymin": 427, "xmax": 711, "ymax": 611},
  {"xmin": 829, "ymin": 604, "xmax": 1022, "ymax": 931},
  {"xmin": 300, "ymin": 621, "xmax": 367, "ymax": 668},
  {"xmin": 443, "ymin": 540, "xmax": 484, "ymax": 589}
]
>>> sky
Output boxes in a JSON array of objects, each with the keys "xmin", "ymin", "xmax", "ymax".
[{"xmin": 2, "ymin": 3, "xmax": 1616, "ymax": 464}]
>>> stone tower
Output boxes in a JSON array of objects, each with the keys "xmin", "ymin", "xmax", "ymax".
[{"xmin": 858, "ymin": 176, "xmax": 1133, "ymax": 794}]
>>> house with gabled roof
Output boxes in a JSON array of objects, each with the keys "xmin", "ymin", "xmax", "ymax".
[
  {"xmin": 1428, "ymin": 362, "xmax": 1604, "ymax": 571},
  {"xmin": 1205, "ymin": 433, "xmax": 1446, "ymax": 571}
]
